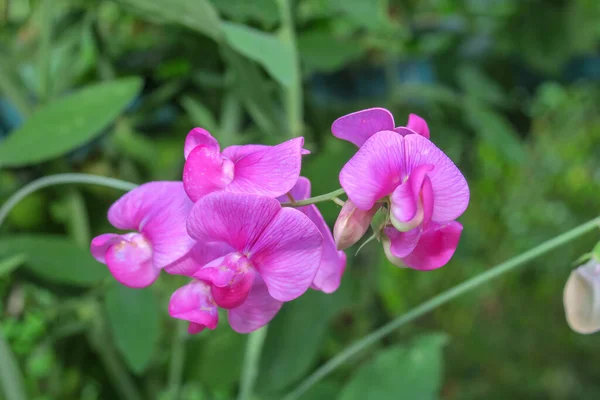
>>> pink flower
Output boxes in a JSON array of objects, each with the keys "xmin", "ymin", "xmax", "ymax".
[
  {"xmin": 332, "ymin": 107, "xmax": 430, "ymax": 147},
  {"xmin": 183, "ymin": 128, "xmax": 306, "ymax": 202},
  {"xmin": 279, "ymin": 177, "xmax": 347, "ymax": 293},
  {"xmin": 90, "ymin": 182, "xmax": 195, "ymax": 288},
  {"xmin": 339, "ymin": 130, "xmax": 469, "ymax": 270},
  {"xmin": 169, "ymin": 192, "xmax": 323, "ymax": 333}
]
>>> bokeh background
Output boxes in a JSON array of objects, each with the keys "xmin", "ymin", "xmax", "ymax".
[{"xmin": 1, "ymin": 0, "xmax": 600, "ymax": 399}]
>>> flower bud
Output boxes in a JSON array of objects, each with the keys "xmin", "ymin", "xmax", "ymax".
[
  {"xmin": 564, "ymin": 258, "xmax": 600, "ymax": 334},
  {"xmin": 333, "ymin": 200, "xmax": 378, "ymax": 250}
]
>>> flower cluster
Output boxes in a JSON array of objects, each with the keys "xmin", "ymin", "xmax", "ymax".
[{"xmin": 90, "ymin": 108, "xmax": 469, "ymax": 334}]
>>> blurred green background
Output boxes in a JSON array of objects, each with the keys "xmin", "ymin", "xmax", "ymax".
[{"xmin": 1, "ymin": 0, "xmax": 600, "ymax": 399}]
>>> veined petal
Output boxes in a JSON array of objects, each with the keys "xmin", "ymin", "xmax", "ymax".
[
  {"xmin": 250, "ymin": 207, "xmax": 323, "ymax": 301},
  {"xmin": 339, "ymin": 130, "xmax": 405, "ymax": 210},
  {"xmin": 404, "ymin": 113, "xmax": 430, "ymax": 139},
  {"xmin": 226, "ymin": 137, "xmax": 304, "ymax": 197},
  {"xmin": 187, "ymin": 192, "xmax": 280, "ymax": 252},
  {"xmin": 390, "ymin": 164, "xmax": 433, "ymax": 232},
  {"xmin": 183, "ymin": 146, "xmax": 235, "ymax": 202},
  {"xmin": 332, "ymin": 107, "xmax": 395, "ymax": 147},
  {"xmin": 221, "ymin": 144, "xmax": 270, "ymax": 161},
  {"xmin": 404, "ymin": 134, "xmax": 469, "ymax": 222},
  {"xmin": 184, "ymin": 128, "xmax": 220, "ymax": 159},
  {"xmin": 169, "ymin": 281, "xmax": 218, "ymax": 332},
  {"xmin": 102, "ymin": 233, "xmax": 160, "ymax": 288},
  {"xmin": 228, "ymin": 278, "xmax": 283, "ymax": 333},
  {"xmin": 401, "ymin": 221, "xmax": 463, "ymax": 270},
  {"xmin": 384, "ymin": 226, "xmax": 422, "ymax": 259},
  {"xmin": 163, "ymin": 241, "xmax": 233, "ymax": 277}
]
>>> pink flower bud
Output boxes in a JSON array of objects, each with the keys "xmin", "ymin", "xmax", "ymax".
[
  {"xmin": 333, "ymin": 200, "xmax": 378, "ymax": 250},
  {"xmin": 564, "ymin": 258, "xmax": 600, "ymax": 334}
]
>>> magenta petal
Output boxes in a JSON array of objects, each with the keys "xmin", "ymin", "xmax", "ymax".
[
  {"xmin": 221, "ymin": 144, "xmax": 270, "ymax": 162},
  {"xmin": 183, "ymin": 146, "xmax": 235, "ymax": 202},
  {"xmin": 404, "ymin": 134, "xmax": 469, "ymax": 222},
  {"xmin": 340, "ymin": 130, "xmax": 405, "ymax": 210},
  {"xmin": 188, "ymin": 322, "xmax": 207, "ymax": 334},
  {"xmin": 250, "ymin": 208, "xmax": 323, "ymax": 301},
  {"xmin": 286, "ymin": 176, "xmax": 311, "ymax": 202},
  {"xmin": 184, "ymin": 128, "xmax": 220, "ymax": 159},
  {"xmin": 103, "ymin": 233, "xmax": 160, "ymax": 288},
  {"xmin": 90, "ymin": 233, "xmax": 122, "ymax": 263},
  {"xmin": 187, "ymin": 193, "xmax": 281, "ymax": 251},
  {"xmin": 401, "ymin": 221, "xmax": 463, "ymax": 270},
  {"xmin": 163, "ymin": 241, "xmax": 233, "ymax": 277},
  {"xmin": 332, "ymin": 107, "xmax": 395, "ymax": 147},
  {"xmin": 404, "ymin": 113, "xmax": 430, "ymax": 139},
  {"xmin": 390, "ymin": 164, "xmax": 433, "ymax": 231},
  {"xmin": 226, "ymin": 137, "xmax": 304, "ymax": 197},
  {"xmin": 169, "ymin": 281, "xmax": 218, "ymax": 330},
  {"xmin": 384, "ymin": 226, "xmax": 422, "ymax": 259},
  {"xmin": 228, "ymin": 279, "xmax": 283, "ymax": 333}
]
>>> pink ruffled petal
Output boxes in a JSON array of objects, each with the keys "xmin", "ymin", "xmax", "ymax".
[
  {"xmin": 401, "ymin": 221, "xmax": 463, "ymax": 270},
  {"xmin": 221, "ymin": 144, "xmax": 270, "ymax": 162},
  {"xmin": 390, "ymin": 164, "xmax": 433, "ymax": 232},
  {"xmin": 184, "ymin": 128, "xmax": 220, "ymax": 159},
  {"xmin": 226, "ymin": 137, "xmax": 304, "ymax": 197},
  {"xmin": 228, "ymin": 279, "xmax": 283, "ymax": 333},
  {"xmin": 403, "ymin": 134, "xmax": 469, "ymax": 222},
  {"xmin": 183, "ymin": 146, "xmax": 235, "ymax": 202},
  {"xmin": 169, "ymin": 281, "xmax": 219, "ymax": 331},
  {"xmin": 187, "ymin": 193, "xmax": 281, "ymax": 252},
  {"xmin": 103, "ymin": 233, "xmax": 160, "ymax": 288},
  {"xmin": 332, "ymin": 107, "xmax": 395, "ymax": 147},
  {"xmin": 383, "ymin": 226, "xmax": 421, "ymax": 259},
  {"xmin": 404, "ymin": 113, "xmax": 430, "ymax": 139},
  {"xmin": 339, "ymin": 130, "xmax": 405, "ymax": 210},
  {"xmin": 250, "ymin": 207, "xmax": 323, "ymax": 301},
  {"xmin": 163, "ymin": 241, "xmax": 233, "ymax": 277},
  {"xmin": 90, "ymin": 233, "xmax": 122, "ymax": 263}
]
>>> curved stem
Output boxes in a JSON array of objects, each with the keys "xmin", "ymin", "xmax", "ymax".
[
  {"xmin": 0, "ymin": 173, "xmax": 137, "ymax": 229},
  {"xmin": 282, "ymin": 188, "xmax": 345, "ymax": 208},
  {"xmin": 283, "ymin": 216, "xmax": 600, "ymax": 400},
  {"xmin": 237, "ymin": 326, "xmax": 268, "ymax": 400}
]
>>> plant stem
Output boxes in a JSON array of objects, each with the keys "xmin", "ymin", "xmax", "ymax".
[
  {"xmin": 168, "ymin": 321, "xmax": 187, "ymax": 400},
  {"xmin": 283, "ymin": 216, "xmax": 600, "ymax": 400},
  {"xmin": 0, "ymin": 322, "xmax": 27, "ymax": 400},
  {"xmin": 0, "ymin": 173, "xmax": 137, "ymax": 229},
  {"xmin": 237, "ymin": 326, "xmax": 268, "ymax": 400},
  {"xmin": 282, "ymin": 188, "xmax": 346, "ymax": 207}
]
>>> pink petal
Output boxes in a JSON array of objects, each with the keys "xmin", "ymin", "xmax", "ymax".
[
  {"xmin": 163, "ymin": 241, "xmax": 233, "ymax": 277},
  {"xmin": 106, "ymin": 182, "xmax": 196, "ymax": 269},
  {"xmin": 169, "ymin": 281, "xmax": 219, "ymax": 331},
  {"xmin": 339, "ymin": 130, "xmax": 405, "ymax": 210},
  {"xmin": 401, "ymin": 221, "xmax": 463, "ymax": 270},
  {"xmin": 226, "ymin": 137, "xmax": 304, "ymax": 197},
  {"xmin": 183, "ymin": 146, "xmax": 235, "ymax": 202},
  {"xmin": 390, "ymin": 164, "xmax": 433, "ymax": 232},
  {"xmin": 184, "ymin": 128, "xmax": 220, "ymax": 159},
  {"xmin": 383, "ymin": 226, "xmax": 422, "ymax": 259},
  {"xmin": 102, "ymin": 233, "xmax": 160, "ymax": 288},
  {"xmin": 187, "ymin": 192, "xmax": 281, "ymax": 252},
  {"xmin": 188, "ymin": 322, "xmax": 207, "ymax": 334},
  {"xmin": 250, "ymin": 207, "xmax": 323, "ymax": 301},
  {"xmin": 285, "ymin": 176, "xmax": 311, "ymax": 202},
  {"xmin": 334, "ymin": 200, "xmax": 378, "ymax": 250},
  {"xmin": 404, "ymin": 113, "xmax": 430, "ymax": 139},
  {"xmin": 221, "ymin": 144, "xmax": 270, "ymax": 161},
  {"xmin": 90, "ymin": 233, "xmax": 121, "ymax": 263},
  {"xmin": 403, "ymin": 134, "xmax": 469, "ymax": 222},
  {"xmin": 228, "ymin": 279, "xmax": 283, "ymax": 333},
  {"xmin": 194, "ymin": 253, "xmax": 257, "ymax": 309},
  {"xmin": 331, "ymin": 107, "xmax": 395, "ymax": 147}
]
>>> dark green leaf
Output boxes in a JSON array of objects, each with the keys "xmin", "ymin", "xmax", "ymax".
[
  {"xmin": 339, "ymin": 334, "xmax": 448, "ymax": 400},
  {"xmin": 331, "ymin": 0, "xmax": 388, "ymax": 30},
  {"xmin": 105, "ymin": 282, "xmax": 160, "ymax": 374},
  {"xmin": 0, "ymin": 254, "xmax": 26, "ymax": 278},
  {"xmin": 212, "ymin": 0, "xmax": 279, "ymax": 26},
  {"xmin": 0, "ymin": 77, "xmax": 143, "ymax": 167},
  {"xmin": 0, "ymin": 235, "xmax": 108, "ymax": 286}
]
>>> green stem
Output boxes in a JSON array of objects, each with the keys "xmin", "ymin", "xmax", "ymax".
[
  {"xmin": 168, "ymin": 321, "xmax": 187, "ymax": 400},
  {"xmin": 283, "ymin": 216, "xmax": 600, "ymax": 400},
  {"xmin": 0, "ymin": 323, "xmax": 27, "ymax": 400},
  {"xmin": 237, "ymin": 326, "xmax": 268, "ymax": 400},
  {"xmin": 282, "ymin": 188, "xmax": 346, "ymax": 207},
  {"xmin": 0, "ymin": 173, "xmax": 137, "ymax": 229}
]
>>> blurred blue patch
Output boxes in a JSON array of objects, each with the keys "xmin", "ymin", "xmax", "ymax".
[
  {"xmin": 563, "ymin": 56, "xmax": 600, "ymax": 83},
  {"xmin": 0, "ymin": 98, "xmax": 25, "ymax": 139}
]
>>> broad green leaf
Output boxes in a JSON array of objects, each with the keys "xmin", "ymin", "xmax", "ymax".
[
  {"xmin": 105, "ymin": 282, "xmax": 160, "ymax": 374},
  {"xmin": 212, "ymin": 0, "xmax": 279, "ymax": 26},
  {"xmin": 0, "ymin": 235, "xmax": 108, "ymax": 286},
  {"xmin": 257, "ymin": 287, "xmax": 350, "ymax": 393},
  {"xmin": 0, "ymin": 324, "xmax": 27, "ymax": 400},
  {"xmin": 223, "ymin": 22, "xmax": 295, "ymax": 87},
  {"xmin": 0, "ymin": 254, "xmax": 26, "ymax": 278},
  {"xmin": 339, "ymin": 334, "xmax": 448, "ymax": 400},
  {"xmin": 117, "ymin": 0, "xmax": 222, "ymax": 40},
  {"xmin": 0, "ymin": 77, "xmax": 142, "ymax": 168},
  {"xmin": 298, "ymin": 32, "xmax": 365, "ymax": 72},
  {"xmin": 181, "ymin": 96, "xmax": 219, "ymax": 134}
]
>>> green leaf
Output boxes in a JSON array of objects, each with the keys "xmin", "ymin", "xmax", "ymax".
[
  {"xmin": 331, "ymin": 0, "xmax": 389, "ymax": 30},
  {"xmin": 212, "ymin": 0, "xmax": 279, "ymax": 26},
  {"xmin": 457, "ymin": 66, "xmax": 507, "ymax": 107},
  {"xmin": 339, "ymin": 334, "xmax": 448, "ymax": 400},
  {"xmin": 298, "ymin": 31, "xmax": 365, "ymax": 72},
  {"xmin": 0, "ymin": 77, "xmax": 143, "ymax": 168},
  {"xmin": 105, "ymin": 282, "xmax": 160, "ymax": 374},
  {"xmin": 0, "ymin": 323, "xmax": 27, "ymax": 400},
  {"xmin": 257, "ymin": 287, "xmax": 350, "ymax": 394},
  {"xmin": 0, "ymin": 254, "xmax": 26, "ymax": 278},
  {"xmin": 223, "ymin": 22, "xmax": 295, "ymax": 87},
  {"xmin": 117, "ymin": 0, "xmax": 222, "ymax": 40},
  {"xmin": 593, "ymin": 242, "xmax": 600, "ymax": 261},
  {"xmin": 0, "ymin": 235, "xmax": 108, "ymax": 286}
]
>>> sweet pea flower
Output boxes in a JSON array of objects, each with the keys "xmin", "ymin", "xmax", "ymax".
[
  {"xmin": 169, "ymin": 192, "xmax": 323, "ymax": 333},
  {"xmin": 564, "ymin": 258, "xmax": 600, "ymax": 334},
  {"xmin": 332, "ymin": 107, "xmax": 430, "ymax": 147},
  {"xmin": 339, "ymin": 130, "xmax": 469, "ymax": 270},
  {"xmin": 279, "ymin": 177, "xmax": 347, "ymax": 293},
  {"xmin": 183, "ymin": 128, "xmax": 306, "ymax": 202},
  {"xmin": 90, "ymin": 182, "xmax": 195, "ymax": 288}
]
